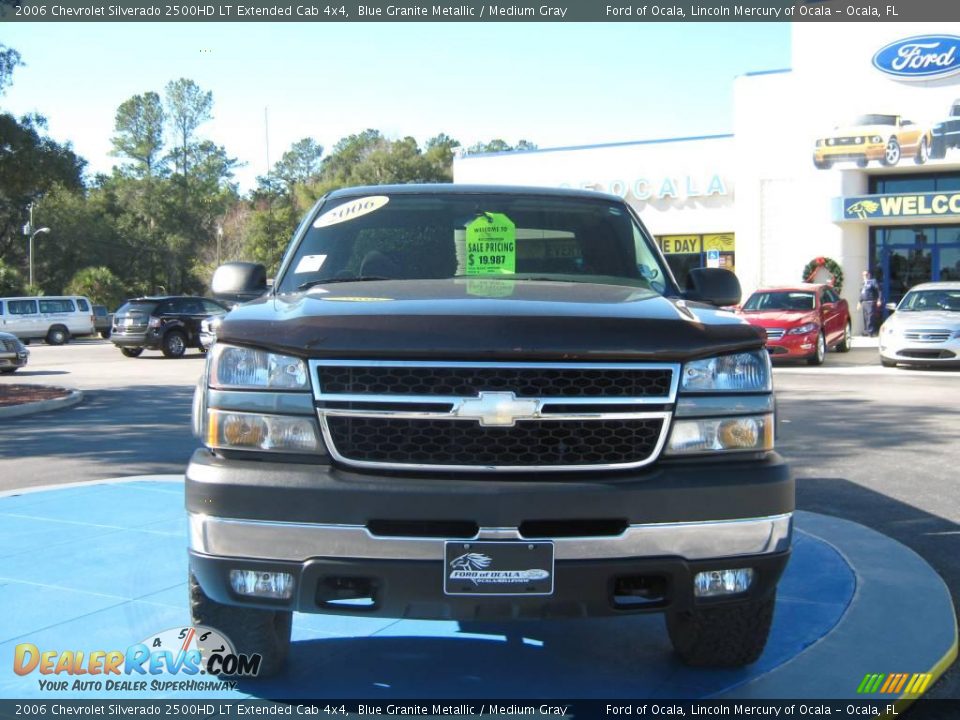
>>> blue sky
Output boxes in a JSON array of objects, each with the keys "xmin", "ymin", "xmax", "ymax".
[{"xmin": 2, "ymin": 22, "xmax": 790, "ymax": 192}]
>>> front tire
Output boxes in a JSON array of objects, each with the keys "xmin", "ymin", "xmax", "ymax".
[
  {"xmin": 807, "ymin": 332, "xmax": 826, "ymax": 365},
  {"xmin": 120, "ymin": 347, "xmax": 143, "ymax": 358},
  {"xmin": 189, "ymin": 573, "xmax": 291, "ymax": 678},
  {"xmin": 836, "ymin": 322, "xmax": 852, "ymax": 353},
  {"xmin": 666, "ymin": 592, "xmax": 776, "ymax": 667},
  {"xmin": 45, "ymin": 326, "xmax": 69, "ymax": 345},
  {"xmin": 881, "ymin": 356, "xmax": 897, "ymax": 368},
  {"xmin": 0, "ymin": 368, "xmax": 17, "ymax": 374},
  {"xmin": 881, "ymin": 137, "xmax": 901, "ymax": 166},
  {"xmin": 915, "ymin": 136, "xmax": 930, "ymax": 165},
  {"xmin": 161, "ymin": 330, "xmax": 187, "ymax": 358}
]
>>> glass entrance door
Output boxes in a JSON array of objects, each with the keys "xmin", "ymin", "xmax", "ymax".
[
  {"xmin": 880, "ymin": 243, "xmax": 960, "ymax": 305},
  {"xmin": 941, "ymin": 245, "xmax": 960, "ymax": 281},
  {"xmin": 882, "ymin": 245, "xmax": 933, "ymax": 307}
]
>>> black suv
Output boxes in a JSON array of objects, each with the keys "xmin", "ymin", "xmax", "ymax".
[
  {"xmin": 187, "ymin": 185, "xmax": 792, "ymax": 676},
  {"xmin": 111, "ymin": 296, "xmax": 229, "ymax": 358}
]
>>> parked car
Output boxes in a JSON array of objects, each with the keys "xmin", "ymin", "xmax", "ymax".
[
  {"xmin": 738, "ymin": 284, "xmax": 851, "ymax": 365},
  {"xmin": 0, "ymin": 331, "xmax": 29, "ymax": 374},
  {"xmin": 813, "ymin": 113, "xmax": 931, "ymax": 169},
  {"xmin": 186, "ymin": 184, "xmax": 793, "ymax": 675},
  {"xmin": 931, "ymin": 100, "xmax": 960, "ymax": 159},
  {"xmin": 110, "ymin": 296, "xmax": 230, "ymax": 358},
  {"xmin": 0, "ymin": 295, "xmax": 95, "ymax": 345},
  {"xmin": 879, "ymin": 281, "xmax": 960, "ymax": 368},
  {"xmin": 92, "ymin": 305, "xmax": 113, "ymax": 339}
]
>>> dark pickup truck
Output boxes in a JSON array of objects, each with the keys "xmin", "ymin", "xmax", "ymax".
[
  {"xmin": 932, "ymin": 99, "xmax": 960, "ymax": 159},
  {"xmin": 187, "ymin": 184, "xmax": 793, "ymax": 676}
]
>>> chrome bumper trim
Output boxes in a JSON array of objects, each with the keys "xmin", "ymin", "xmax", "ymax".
[{"xmin": 189, "ymin": 512, "xmax": 792, "ymax": 563}]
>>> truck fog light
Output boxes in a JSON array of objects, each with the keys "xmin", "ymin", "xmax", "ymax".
[
  {"xmin": 230, "ymin": 570, "xmax": 295, "ymax": 599},
  {"xmin": 694, "ymin": 568, "xmax": 755, "ymax": 597}
]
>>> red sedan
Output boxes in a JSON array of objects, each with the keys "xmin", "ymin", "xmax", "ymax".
[{"xmin": 738, "ymin": 284, "xmax": 852, "ymax": 365}]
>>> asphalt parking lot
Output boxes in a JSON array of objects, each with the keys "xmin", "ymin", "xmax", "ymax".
[{"xmin": 1, "ymin": 338, "xmax": 958, "ymax": 698}]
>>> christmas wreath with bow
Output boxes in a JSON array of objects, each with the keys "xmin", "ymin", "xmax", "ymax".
[{"xmin": 802, "ymin": 256, "xmax": 843, "ymax": 293}]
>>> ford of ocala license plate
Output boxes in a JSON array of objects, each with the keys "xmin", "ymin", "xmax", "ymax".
[{"xmin": 444, "ymin": 541, "xmax": 554, "ymax": 596}]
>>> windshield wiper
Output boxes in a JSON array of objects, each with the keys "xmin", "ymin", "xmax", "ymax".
[{"xmin": 297, "ymin": 276, "xmax": 390, "ymax": 291}]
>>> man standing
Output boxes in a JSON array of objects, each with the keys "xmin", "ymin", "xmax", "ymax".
[{"xmin": 858, "ymin": 270, "xmax": 882, "ymax": 336}]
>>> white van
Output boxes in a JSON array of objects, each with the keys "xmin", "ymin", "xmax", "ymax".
[{"xmin": 0, "ymin": 295, "xmax": 95, "ymax": 345}]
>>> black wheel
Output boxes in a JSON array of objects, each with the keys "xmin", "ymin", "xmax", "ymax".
[
  {"xmin": 120, "ymin": 347, "xmax": 143, "ymax": 358},
  {"xmin": 881, "ymin": 356, "xmax": 897, "ymax": 368},
  {"xmin": 855, "ymin": 158, "xmax": 868, "ymax": 168},
  {"xmin": 881, "ymin": 137, "xmax": 901, "ymax": 166},
  {"xmin": 807, "ymin": 332, "xmax": 826, "ymax": 366},
  {"xmin": 813, "ymin": 157, "xmax": 832, "ymax": 170},
  {"xmin": 836, "ymin": 322, "xmax": 852, "ymax": 353},
  {"xmin": 666, "ymin": 592, "xmax": 776, "ymax": 667},
  {"xmin": 0, "ymin": 367, "xmax": 17, "ymax": 374},
  {"xmin": 189, "ymin": 573, "xmax": 291, "ymax": 678},
  {"xmin": 161, "ymin": 330, "xmax": 187, "ymax": 358},
  {"xmin": 45, "ymin": 326, "xmax": 69, "ymax": 345},
  {"xmin": 915, "ymin": 136, "xmax": 930, "ymax": 165},
  {"xmin": 100, "ymin": 330, "xmax": 112, "ymax": 339}
]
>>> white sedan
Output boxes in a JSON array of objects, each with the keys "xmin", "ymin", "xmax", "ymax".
[{"xmin": 879, "ymin": 281, "xmax": 960, "ymax": 368}]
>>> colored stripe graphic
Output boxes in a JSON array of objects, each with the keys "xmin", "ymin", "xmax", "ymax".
[{"xmin": 857, "ymin": 673, "xmax": 932, "ymax": 694}]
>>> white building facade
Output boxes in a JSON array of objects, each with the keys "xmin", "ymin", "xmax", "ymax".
[{"xmin": 454, "ymin": 23, "xmax": 960, "ymax": 334}]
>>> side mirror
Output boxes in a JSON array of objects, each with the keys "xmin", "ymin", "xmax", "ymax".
[
  {"xmin": 685, "ymin": 268, "xmax": 742, "ymax": 307},
  {"xmin": 885, "ymin": 302, "xmax": 897, "ymax": 312},
  {"xmin": 211, "ymin": 262, "xmax": 268, "ymax": 304}
]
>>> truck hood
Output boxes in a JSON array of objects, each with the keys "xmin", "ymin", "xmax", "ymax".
[{"xmin": 218, "ymin": 279, "xmax": 764, "ymax": 362}]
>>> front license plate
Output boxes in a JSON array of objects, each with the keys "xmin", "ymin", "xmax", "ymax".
[{"xmin": 444, "ymin": 541, "xmax": 554, "ymax": 596}]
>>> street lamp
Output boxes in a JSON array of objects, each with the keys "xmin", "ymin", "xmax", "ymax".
[{"xmin": 28, "ymin": 227, "xmax": 50, "ymax": 289}]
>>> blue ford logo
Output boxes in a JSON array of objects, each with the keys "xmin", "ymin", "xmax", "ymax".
[{"xmin": 873, "ymin": 35, "xmax": 960, "ymax": 80}]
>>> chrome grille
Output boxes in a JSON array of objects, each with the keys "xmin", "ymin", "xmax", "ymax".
[
  {"xmin": 310, "ymin": 360, "xmax": 678, "ymax": 472},
  {"xmin": 765, "ymin": 329, "xmax": 785, "ymax": 340},
  {"xmin": 903, "ymin": 330, "xmax": 952, "ymax": 343}
]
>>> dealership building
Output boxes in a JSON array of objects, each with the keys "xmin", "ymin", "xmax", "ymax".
[{"xmin": 454, "ymin": 23, "xmax": 960, "ymax": 333}]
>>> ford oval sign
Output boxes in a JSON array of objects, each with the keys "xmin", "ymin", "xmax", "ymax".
[{"xmin": 873, "ymin": 35, "xmax": 960, "ymax": 81}]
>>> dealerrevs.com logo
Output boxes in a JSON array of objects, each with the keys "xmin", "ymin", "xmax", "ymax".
[
  {"xmin": 873, "ymin": 35, "xmax": 960, "ymax": 80},
  {"xmin": 13, "ymin": 626, "xmax": 260, "ymax": 692}
]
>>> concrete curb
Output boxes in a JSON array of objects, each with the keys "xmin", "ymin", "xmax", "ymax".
[{"xmin": 0, "ymin": 388, "xmax": 83, "ymax": 419}]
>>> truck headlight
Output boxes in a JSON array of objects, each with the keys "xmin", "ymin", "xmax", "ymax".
[
  {"xmin": 666, "ymin": 414, "xmax": 774, "ymax": 455},
  {"xmin": 680, "ymin": 351, "xmax": 771, "ymax": 393},
  {"xmin": 211, "ymin": 344, "xmax": 308, "ymax": 390},
  {"xmin": 207, "ymin": 410, "xmax": 321, "ymax": 453}
]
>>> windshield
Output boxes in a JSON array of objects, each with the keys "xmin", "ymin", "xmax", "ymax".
[
  {"xmin": 742, "ymin": 291, "xmax": 816, "ymax": 312},
  {"xmin": 898, "ymin": 289, "xmax": 960, "ymax": 312},
  {"xmin": 853, "ymin": 114, "xmax": 897, "ymax": 126},
  {"xmin": 275, "ymin": 192, "xmax": 672, "ymax": 295}
]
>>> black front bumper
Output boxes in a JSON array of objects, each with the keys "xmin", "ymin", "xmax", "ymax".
[
  {"xmin": 190, "ymin": 549, "xmax": 790, "ymax": 620},
  {"xmin": 186, "ymin": 449, "xmax": 793, "ymax": 620}
]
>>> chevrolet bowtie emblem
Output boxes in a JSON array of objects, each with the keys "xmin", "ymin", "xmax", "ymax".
[{"xmin": 454, "ymin": 392, "xmax": 541, "ymax": 427}]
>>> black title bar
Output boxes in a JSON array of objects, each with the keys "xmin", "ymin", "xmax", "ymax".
[{"xmin": 2, "ymin": 0, "xmax": 960, "ymax": 22}]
